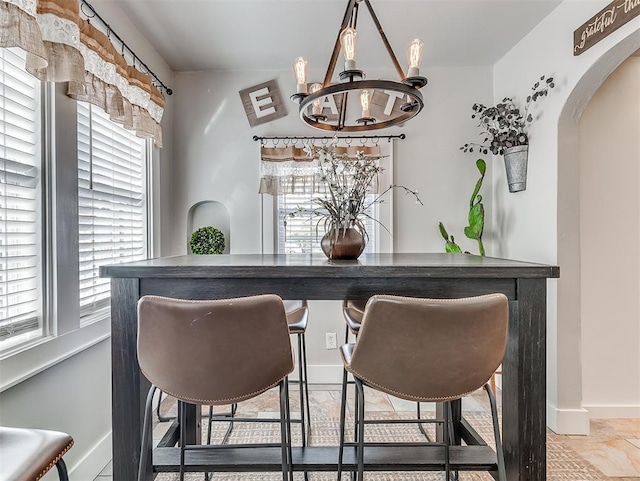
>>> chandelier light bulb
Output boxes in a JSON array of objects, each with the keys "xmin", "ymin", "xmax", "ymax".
[
  {"xmin": 340, "ymin": 27, "xmax": 358, "ymax": 70},
  {"xmin": 406, "ymin": 38, "xmax": 424, "ymax": 77},
  {"xmin": 293, "ymin": 57, "xmax": 308, "ymax": 94},
  {"xmin": 309, "ymin": 83, "xmax": 323, "ymax": 115},
  {"xmin": 360, "ymin": 90, "xmax": 371, "ymax": 118}
]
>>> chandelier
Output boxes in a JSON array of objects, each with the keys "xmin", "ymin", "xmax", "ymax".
[{"xmin": 291, "ymin": 0, "xmax": 427, "ymax": 132}]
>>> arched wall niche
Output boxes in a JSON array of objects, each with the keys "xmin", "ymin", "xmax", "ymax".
[{"xmin": 186, "ymin": 201, "xmax": 231, "ymax": 254}]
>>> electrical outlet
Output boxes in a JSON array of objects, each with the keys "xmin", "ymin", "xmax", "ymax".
[{"xmin": 325, "ymin": 332, "xmax": 337, "ymax": 349}]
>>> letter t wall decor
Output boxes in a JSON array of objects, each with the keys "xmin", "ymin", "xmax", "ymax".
[{"xmin": 239, "ymin": 79, "xmax": 288, "ymax": 127}]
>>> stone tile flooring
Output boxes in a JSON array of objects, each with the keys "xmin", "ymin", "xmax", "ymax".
[{"xmin": 95, "ymin": 385, "xmax": 640, "ymax": 481}]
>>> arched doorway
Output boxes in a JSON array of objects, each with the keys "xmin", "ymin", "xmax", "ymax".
[
  {"xmin": 577, "ymin": 54, "xmax": 640, "ymax": 418},
  {"xmin": 557, "ymin": 29, "xmax": 640, "ymax": 433}
]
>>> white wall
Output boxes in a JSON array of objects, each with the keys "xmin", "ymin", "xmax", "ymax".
[
  {"xmin": 170, "ymin": 66, "xmax": 492, "ymax": 256},
  {"xmin": 579, "ymin": 56, "xmax": 640, "ymax": 417},
  {"xmin": 0, "ymin": 2, "xmax": 175, "ymax": 479},
  {"xmin": 170, "ymin": 66, "xmax": 493, "ymax": 379},
  {"xmin": 493, "ymin": 0, "xmax": 640, "ymax": 433}
]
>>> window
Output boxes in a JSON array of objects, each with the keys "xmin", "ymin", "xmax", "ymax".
[
  {"xmin": 77, "ymin": 102, "xmax": 147, "ymax": 319},
  {"xmin": 0, "ymin": 48, "xmax": 43, "ymax": 349},
  {"xmin": 273, "ymin": 145, "xmax": 394, "ymax": 255},
  {"xmin": 277, "ymin": 185, "xmax": 377, "ymax": 254}
]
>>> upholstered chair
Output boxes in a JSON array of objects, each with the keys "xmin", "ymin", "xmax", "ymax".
[
  {"xmin": 337, "ymin": 294, "xmax": 508, "ymax": 481},
  {"xmin": 137, "ymin": 294, "xmax": 295, "ymax": 481},
  {"xmin": 0, "ymin": 426, "xmax": 73, "ymax": 481}
]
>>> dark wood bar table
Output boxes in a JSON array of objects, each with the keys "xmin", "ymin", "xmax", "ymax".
[{"xmin": 101, "ymin": 253, "xmax": 559, "ymax": 481}]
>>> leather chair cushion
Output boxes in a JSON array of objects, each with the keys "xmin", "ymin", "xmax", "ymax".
[
  {"xmin": 343, "ymin": 300, "xmax": 366, "ymax": 334},
  {"xmin": 284, "ymin": 300, "xmax": 308, "ymax": 334},
  {"xmin": 344, "ymin": 294, "xmax": 508, "ymax": 402},
  {"xmin": 138, "ymin": 294, "xmax": 295, "ymax": 405},
  {"xmin": 0, "ymin": 426, "xmax": 73, "ymax": 481}
]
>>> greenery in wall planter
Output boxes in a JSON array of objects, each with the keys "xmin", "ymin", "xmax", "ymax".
[
  {"xmin": 190, "ymin": 226, "xmax": 225, "ymax": 254},
  {"xmin": 460, "ymin": 75, "xmax": 555, "ymax": 193},
  {"xmin": 438, "ymin": 158, "xmax": 486, "ymax": 256}
]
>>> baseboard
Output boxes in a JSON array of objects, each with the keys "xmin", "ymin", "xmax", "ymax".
[
  {"xmin": 69, "ymin": 430, "xmax": 112, "ymax": 481},
  {"xmin": 547, "ymin": 403, "xmax": 590, "ymax": 435},
  {"xmin": 583, "ymin": 404, "xmax": 640, "ymax": 418},
  {"xmin": 308, "ymin": 364, "xmax": 343, "ymax": 384}
]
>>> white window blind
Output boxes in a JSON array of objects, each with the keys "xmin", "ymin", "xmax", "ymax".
[
  {"xmin": 277, "ymin": 184, "xmax": 377, "ymax": 255},
  {"xmin": 0, "ymin": 48, "xmax": 43, "ymax": 345},
  {"xmin": 77, "ymin": 102, "xmax": 146, "ymax": 318}
]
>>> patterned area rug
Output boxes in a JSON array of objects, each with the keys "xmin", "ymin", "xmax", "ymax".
[{"xmin": 154, "ymin": 411, "xmax": 605, "ymax": 481}]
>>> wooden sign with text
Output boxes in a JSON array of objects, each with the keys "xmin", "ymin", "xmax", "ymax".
[
  {"xmin": 574, "ymin": 0, "xmax": 640, "ymax": 55},
  {"xmin": 239, "ymin": 79, "xmax": 287, "ymax": 127}
]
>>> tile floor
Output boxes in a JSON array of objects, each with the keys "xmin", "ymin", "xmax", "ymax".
[{"xmin": 94, "ymin": 385, "xmax": 640, "ymax": 481}]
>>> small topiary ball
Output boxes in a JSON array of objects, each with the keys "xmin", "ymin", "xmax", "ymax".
[{"xmin": 190, "ymin": 226, "xmax": 225, "ymax": 255}]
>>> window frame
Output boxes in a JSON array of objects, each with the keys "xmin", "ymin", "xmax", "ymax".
[
  {"xmin": 76, "ymin": 101, "xmax": 149, "ymax": 324},
  {"xmin": 0, "ymin": 81, "xmax": 155, "ymax": 392},
  {"xmin": 262, "ymin": 142, "xmax": 395, "ymax": 255},
  {"xmin": 275, "ymin": 189, "xmax": 379, "ymax": 255},
  {"xmin": 0, "ymin": 48, "xmax": 46, "ymax": 354}
]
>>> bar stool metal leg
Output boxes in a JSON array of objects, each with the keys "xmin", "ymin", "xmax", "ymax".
[
  {"xmin": 179, "ymin": 401, "xmax": 186, "ymax": 481},
  {"xmin": 55, "ymin": 458, "xmax": 70, "ymax": 481},
  {"xmin": 337, "ymin": 368, "xmax": 349, "ymax": 481},
  {"xmin": 301, "ymin": 332, "xmax": 311, "ymax": 443},
  {"xmin": 279, "ymin": 380, "xmax": 293, "ymax": 481},
  {"xmin": 355, "ymin": 377, "xmax": 366, "ymax": 481},
  {"xmin": 138, "ymin": 386, "xmax": 156, "ymax": 481},
  {"xmin": 298, "ymin": 332, "xmax": 311, "ymax": 481},
  {"xmin": 284, "ymin": 379, "xmax": 294, "ymax": 481},
  {"xmin": 155, "ymin": 390, "xmax": 174, "ymax": 422},
  {"xmin": 485, "ymin": 384, "xmax": 506, "ymax": 481},
  {"xmin": 444, "ymin": 401, "xmax": 451, "ymax": 481}
]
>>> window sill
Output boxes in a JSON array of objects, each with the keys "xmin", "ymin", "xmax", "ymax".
[{"xmin": 0, "ymin": 315, "xmax": 111, "ymax": 393}]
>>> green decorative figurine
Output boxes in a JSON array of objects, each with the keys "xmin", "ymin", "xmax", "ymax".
[{"xmin": 438, "ymin": 158, "xmax": 486, "ymax": 256}]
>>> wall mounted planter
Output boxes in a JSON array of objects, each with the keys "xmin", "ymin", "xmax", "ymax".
[{"xmin": 503, "ymin": 145, "xmax": 529, "ymax": 192}]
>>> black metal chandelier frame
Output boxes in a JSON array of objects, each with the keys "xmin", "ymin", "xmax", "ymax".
[{"xmin": 293, "ymin": 0, "xmax": 427, "ymax": 132}]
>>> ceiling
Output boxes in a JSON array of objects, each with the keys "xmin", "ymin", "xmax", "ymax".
[{"xmin": 112, "ymin": 0, "xmax": 562, "ymax": 72}]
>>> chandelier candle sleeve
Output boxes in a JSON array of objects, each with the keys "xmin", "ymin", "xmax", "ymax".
[
  {"xmin": 310, "ymin": 83, "xmax": 323, "ymax": 116},
  {"xmin": 360, "ymin": 90, "xmax": 371, "ymax": 118}
]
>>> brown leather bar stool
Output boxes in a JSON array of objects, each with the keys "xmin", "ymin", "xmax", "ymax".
[
  {"xmin": 343, "ymin": 299, "xmax": 433, "ymax": 439},
  {"xmin": 337, "ymin": 294, "xmax": 508, "ymax": 481},
  {"xmin": 0, "ymin": 426, "xmax": 74, "ymax": 481},
  {"xmin": 137, "ymin": 294, "xmax": 295, "ymax": 481},
  {"xmin": 283, "ymin": 300, "xmax": 311, "ymax": 445},
  {"xmin": 159, "ymin": 301, "xmax": 312, "ymax": 447},
  {"xmin": 204, "ymin": 300, "xmax": 311, "ymax": 451}
]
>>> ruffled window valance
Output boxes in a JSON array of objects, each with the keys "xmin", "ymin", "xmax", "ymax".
[
  {"xmin": 0, "ymin": 0, "xmax": 164, "ymax": 147},
  {"xmin": 258, "ymin": 144, "xmax": 382, "ymax": 195}
]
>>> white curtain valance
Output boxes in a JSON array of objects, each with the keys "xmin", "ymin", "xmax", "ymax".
[
  {"xmin": 0, "ymin": 0, "xmax": 164, "ymax": 148},
  {"xmin": 258, "ymin": 144, "xmax": 382, "ymax": 195}
]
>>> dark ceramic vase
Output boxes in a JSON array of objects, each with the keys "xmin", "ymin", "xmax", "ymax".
[{"xmin": 320, "ymin": 227, "xmax": 366, "ymax": 260}]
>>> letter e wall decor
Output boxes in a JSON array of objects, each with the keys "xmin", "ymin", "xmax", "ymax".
[{"xmin": 239, "ymin": 79, "xmax": 287, "ymax": 127}]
